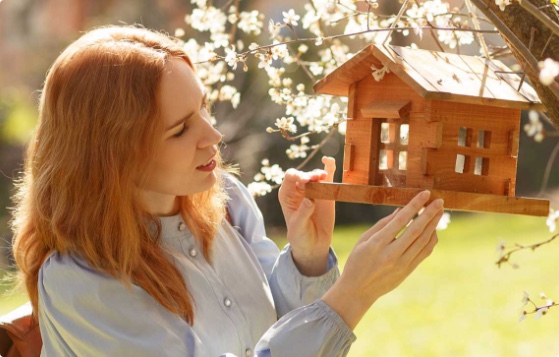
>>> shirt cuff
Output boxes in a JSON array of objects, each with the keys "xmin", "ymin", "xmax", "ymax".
[{"xmin": 283, "ymin": 244, "xmax": 339, "ymax": 280}]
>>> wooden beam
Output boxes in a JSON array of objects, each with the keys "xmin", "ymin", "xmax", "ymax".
[
  {"xmin": 347, "ymin": 83, "xmax": 357, "ymax": 119},
  {"xmin": 304, "ymin": 182, "xmax": 549, "ymax": 216},
  {"xmin": 344, "ymin": 143, "xmax": 354, "ymax": 172},
  {"xmin": 361, "ymin": 100, "xmax": 411, "ymax": 119}
]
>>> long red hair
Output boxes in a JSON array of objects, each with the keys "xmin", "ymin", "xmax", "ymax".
[{"xmin": 10, "ymin": 25, "xmax": 228, "ymax": 324}]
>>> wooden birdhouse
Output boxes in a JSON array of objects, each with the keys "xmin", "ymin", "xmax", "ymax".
[{"xmin": 305, "ymin": 45, "xmax": 550, "ymax": 216}]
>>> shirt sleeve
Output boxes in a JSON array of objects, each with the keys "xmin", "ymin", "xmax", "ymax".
[
  {"xmin": 255, "ymin": 299, "xmax": 356, "ymax": 357},
  {"xmin": 38, "ymin": 253, "xmax": 208, "ymax": 357},
  {"xmin": 223, "ymin": 174, "xmax": 340, "ymax": 317}
]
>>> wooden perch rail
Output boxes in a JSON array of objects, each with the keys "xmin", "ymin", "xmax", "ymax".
[{"xmin": 304, "ymin": 182, "xmax": 549, "ymax": 217}]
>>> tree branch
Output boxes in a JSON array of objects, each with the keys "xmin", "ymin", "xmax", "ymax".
[{"xmin": 519, "ymin": 0, "xmax": 559, "ymax": 39}]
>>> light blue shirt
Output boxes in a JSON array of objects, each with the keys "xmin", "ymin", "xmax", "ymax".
[{"xmin": 38, "ymin": 176, "xmax": 356, "ymax": 356}]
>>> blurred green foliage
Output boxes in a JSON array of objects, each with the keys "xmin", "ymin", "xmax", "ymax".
[{"xmin": 0, "ymin": 89, "xmax": 38, "ymax": 145}]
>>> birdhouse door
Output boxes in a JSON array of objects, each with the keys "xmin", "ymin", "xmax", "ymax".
[{"xmin": 375, "ymin": 118, "xmax": 409, "ymax": 187}]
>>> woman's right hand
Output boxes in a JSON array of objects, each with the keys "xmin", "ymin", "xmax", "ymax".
[{"xmin": 321, "ymin": 190, "xmax": 443, "ymax": 330}]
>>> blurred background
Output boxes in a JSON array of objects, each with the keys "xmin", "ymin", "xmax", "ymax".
[{"xmin": 1, "ymin": 1, "xmax": 559, "ymax": 355}]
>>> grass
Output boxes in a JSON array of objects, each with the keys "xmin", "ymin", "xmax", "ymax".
[
  {"xmin": 333, "ymin": 213, "xmax": 559, "ymax": 357},
  {"xmin": 1, "ymin": 213, "xmax": 558, "ymax": 356}
]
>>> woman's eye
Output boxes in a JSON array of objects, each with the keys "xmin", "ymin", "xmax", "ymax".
[{"xmin": 172, "ymin": 125, "xmax": 186, "ymax": 138}]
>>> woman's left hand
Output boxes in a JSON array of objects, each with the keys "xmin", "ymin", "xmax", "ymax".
[{"xmin": 278, "ymin": 156, "xmax": 336, "ymax": 276}]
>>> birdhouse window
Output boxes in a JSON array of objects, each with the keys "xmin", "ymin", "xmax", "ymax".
[
  {"xmin": 399, "ymin": 151, "xmax": 407, "ymax": 170},
  {"xmin": 477, "ymin": 130, "xmax": 491, "ymax": 149},
  {"xmin": 400, "ymin": 124, "xmax": 409, "ymax": 145},
  {"xmin": 474, "ymin": 157, "xmax": 489, "ymax": 175},
  {"xmin": 377, "ymin": 120, "xmax": 408, "ymax": 171},
  {"xmin": 455, "ymin": 127, "xmax": 491, "ymax": 176},
  {"xmin": 458, "ymin": 127, "xmax": 473, "ymax": 147},
  {"xmin": 380, "ymin": 123, "xmax": 390, "ymax": 144},
  {"xmin": 455, "ymin": 154, "xmax": 470, "ymax": 174}
]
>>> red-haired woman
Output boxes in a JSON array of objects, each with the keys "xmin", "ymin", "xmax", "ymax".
[{"xmin": 11, "ymin": 26, "xmax": 443, "ymax": 356}]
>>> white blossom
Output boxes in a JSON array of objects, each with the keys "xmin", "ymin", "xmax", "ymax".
[
  {"xmin": 524, "ymin": 110, "xmax": 544, "ymax": 142},
  {"xmin": 174, "ymin": 28, "xmax": 185, "ymax": 37},
  {"xmin": 298, "ymin": 44, "xmax": 309, "ymax": 54},
  {"xmin": 546, "ymin": 208, "xmax": 559, "ymax": 232},
  {"xmin": 268, "ymin": 19, "xmax": 282, "ymax": 38},
  {"xmin": 495, "ymin": 0, "xmax": 512, "ymax": 11},
  {"xmin": 539, "ymin": 58, "xmax": 559, "ymax": 86},
  {"xmin": 275, "ymin": 117, "xmax": 297, "ymax": 133},
  {"xmin": 372, "ymin": 64, "xmax": 389, "ymax": 82},
  {"xmin": 302, "ymin": 4, "xmax": 322, "ymax": 36},
  {"xmin": 238, "ymin": 11, "xmax": 264, "ymax": 35},
  {"xmin": 210, "ymin": 32, "xmax": 230, "ymax": 48},
  {"xmin": 436, "ymin": 212, "xmax": 451, "ymax": 230},
  {"xmin": 286, "ymin": 143, "xmax": 309, "ymax": 159},
  {"xmin": 521, "ymin": 291, "xmax": 530, "ymax": 307},
  {"xmin": 247, "ymin": 181, "xmax": 272, "ymax": 196},
  {"xmin": 218, "ymin": 85, "xmax": 240, "ymax": 108},
  {"xmin": 283, "ymin": 9, "xmax": 301, "ymax": 26},
  {"xmin": 261, "ymin": 164, "xmax": 285, "ymax": 184},
  {"xmin": 309, "ymin": 62, "xmax": 324, "ymax": 76},
  {"xmin": 187, "ymin": 7, "xmax": 227, "ymax": 33},
  {"xmin": 534, "ymin": 307, "xmax": 548, "ymax": 319},
  {"xmin": 224, "ymin": 46, "xmax": 239, "ymax": 69},
  {"xmin": 271, "ymin": 43, "xmax": 289, "ymax": 60}
]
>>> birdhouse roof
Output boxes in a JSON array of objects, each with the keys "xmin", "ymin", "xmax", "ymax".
[{"xmin": 314, "ymin": 44, "xmax": 543, "ymax": 110}]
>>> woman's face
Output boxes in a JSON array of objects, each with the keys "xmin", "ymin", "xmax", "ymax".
[{"xmin": 140, "ymin": 57, "xmax": 222, "ymax": 216}]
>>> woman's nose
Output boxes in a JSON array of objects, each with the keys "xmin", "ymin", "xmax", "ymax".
[{"xmin": 199, "ymin": 122, "xmax": 223, "ymax": 149}]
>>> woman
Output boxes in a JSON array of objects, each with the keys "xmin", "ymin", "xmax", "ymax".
[{"xmin": 10, "ymin": 25, "xmax": 443, "ymax": 356}]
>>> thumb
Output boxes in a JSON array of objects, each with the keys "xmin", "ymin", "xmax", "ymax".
[{"xmin": 288, "ymin": 198, "xmax": 315, "ymax": 232}]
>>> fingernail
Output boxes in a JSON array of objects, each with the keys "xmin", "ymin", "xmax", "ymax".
[
  {"xmin": 433, "ymin": 199, "xmax": 444, "ymax": 209},
  {"xmin": 420, "ymin": 190, "xmax": 431, "ymax": 200},
  {"xmin": 303, "ymin": 198, "xmax": 313, "ymax": 207}
]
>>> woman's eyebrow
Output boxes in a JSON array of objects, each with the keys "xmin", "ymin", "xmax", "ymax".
[{"xmin": 165, "ymin": 92, "xmax": 207, "ymax": 132}]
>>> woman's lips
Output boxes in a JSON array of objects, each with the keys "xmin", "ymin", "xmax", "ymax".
[{"xmin": 196, "ymin": 159, "xmax": 216, "ymax": 172}]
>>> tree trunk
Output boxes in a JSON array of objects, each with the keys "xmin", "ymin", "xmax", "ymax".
[{"xmin": 473, "ymin": 0, "xmax": 559, "ymax": 126}]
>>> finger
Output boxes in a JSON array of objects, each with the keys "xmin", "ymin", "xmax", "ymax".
[
  {"xmin": 284, "ymin": 169, "xmax": 326, "ymax": 186},
  {"xmin": 376, "ymin": 191, "xmax": 431, "ymax": 245},
  {"xmin": 281, "ymin": 169, "xmax": 313, "ymax": 198},
  {"xmin": 408, "ymin": 230, "xmax": 438, "ymax": 271},
  {"xmin": 356, "ymin": 208, "xmax": 400, "ymax": 245},
  {"xmin": 322, "ymin": 156, "xmax": 336, "ymax": 182},
  {"xmin": 401, "ymin": 209, "xmax": 443, "ymax": 264},
  {"xmin": 288, "ymin": 198, "xmax": 315, "ymax": 233},
  {"xmin": 393, "ymin": 198, "xmax": 444, "ymax": 253}
]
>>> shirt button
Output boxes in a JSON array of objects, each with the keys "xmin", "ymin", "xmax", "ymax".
[
  {"xmin": 223, "ymin": 298, "xmax": 232, "ymax": 307},
  {"xmin": 245, "ymin": 348, "xmax": 253, "ymax": 357},
  {"xmin": 189, "ymin": 248, "xmax": 197, "ymax": 257},
  {"xmin": 178, "ymin": 222, "xmax": 186, "ymax": 231}
]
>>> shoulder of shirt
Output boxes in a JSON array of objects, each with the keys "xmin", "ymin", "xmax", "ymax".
[
  {"xmin": 222, "ymin": 171, "xmax": 252, "ymax": 202},
  {"xmin": 39, "ymin": 252, "xmax": 112, "ymax": 294}
]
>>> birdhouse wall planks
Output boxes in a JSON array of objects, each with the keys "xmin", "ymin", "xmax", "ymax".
[{"xmin": 305, "ymin": 44, "xmax": 550, "ymax": 216}]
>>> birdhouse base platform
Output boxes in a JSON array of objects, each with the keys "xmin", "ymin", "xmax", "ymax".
[{"xmin": 304, "ymin": 182, "xmax": 549, "ymax": 217}]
